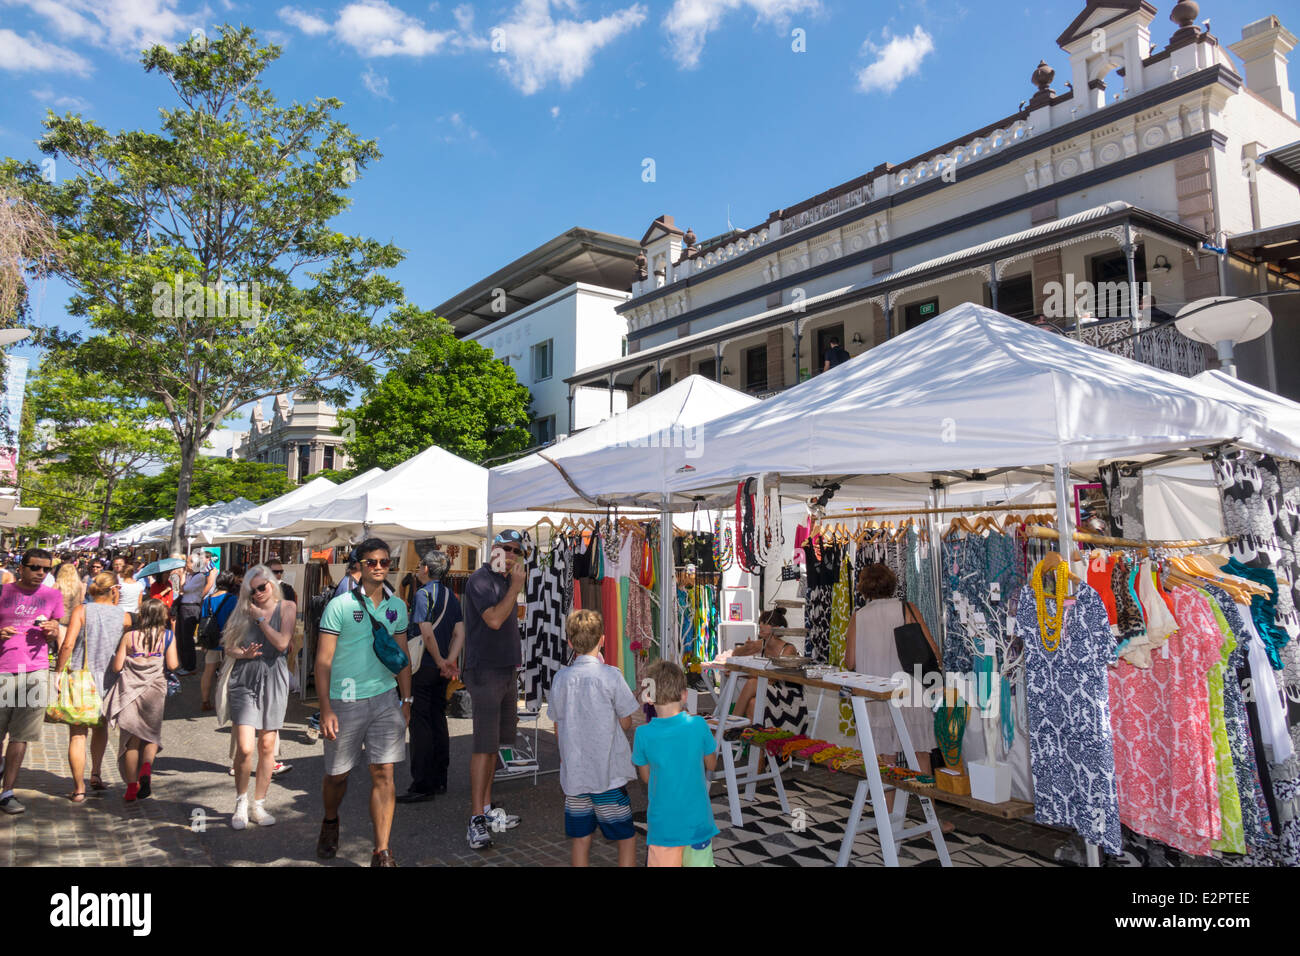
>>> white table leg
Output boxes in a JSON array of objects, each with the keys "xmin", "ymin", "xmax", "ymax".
[
  {"xmin": 744, "ymin": 675, "xmax": 768, "ymax": 801},
  {"xmin": 711, "ymin": 671, "xmax": 745, "ymax": 828},
  {"xmin": 886, "ymin": 692, "xmax": 951, "ymax": 867},
  {"xmin": 850, "ymin": 695, "xmax": 899, "ymax": 867},
  {"xmin": 836, "ymin": 780, "xmax": 870, "ymax": 867}
]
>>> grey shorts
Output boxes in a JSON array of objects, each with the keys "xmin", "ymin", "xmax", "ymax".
[
  {"xmin": 464, "ymin": 667, "xmax": 518, "ymax": 754},
  {"xmin": 203, "ymin": 649, "xmax": 223, "ymax": 666},
  {"xmin": 323, "ymin": 687, "xmax": 406, "ymax": 776},
  {"xmin": 0, "ymin": 672, "xmax": 48, "ymax": 743}
]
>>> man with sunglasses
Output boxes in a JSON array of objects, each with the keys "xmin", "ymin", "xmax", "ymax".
[
  {"xmin": 314, "ymin": 538, "xmax": 410, "ymax": 866},
  {"xmin": 462, "ymin": 529, "xmax": 528, "ymax": 849},
  {"xmin": 266, "ymin": 561, "xmax": 297, "ymax": 605},
  {"xmin": 0, "ymin": 549, "xmax": 67, "ymax": 814}
]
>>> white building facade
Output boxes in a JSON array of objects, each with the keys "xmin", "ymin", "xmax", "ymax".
[{"xmin": 569, "ymin": 2, "xmax": 1300, "ymax": 403}]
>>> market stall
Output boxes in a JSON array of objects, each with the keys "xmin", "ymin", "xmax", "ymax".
[{"xmin": 644, "ymin": 303, "xmax": 1300, "ymax": 868}]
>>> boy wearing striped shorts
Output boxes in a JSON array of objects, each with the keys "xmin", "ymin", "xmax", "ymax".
[{"xmin": 550, "ymin": 609, "xmax": 640, "ymax": 866}]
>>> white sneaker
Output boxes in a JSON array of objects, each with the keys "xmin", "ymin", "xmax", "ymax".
[
  {"xmin": 485, "ymin": 806, "xmax": 520, "ymax": 831},
  {"xmin": 250, "ymin": 801, "xmax": 276, "ymax": 827},
  {"xmin": 231, "ymin": 795, "xmax": 249, "ymax": 830}
]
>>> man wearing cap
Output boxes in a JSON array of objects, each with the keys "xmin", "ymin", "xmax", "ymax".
[{"xmin": 461, "ymin": 529, "xmax": 527, "ymax": 849}]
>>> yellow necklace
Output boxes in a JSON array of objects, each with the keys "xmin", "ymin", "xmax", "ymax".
[{"xmin": 1032, "ymin": 558, "xmax": 1070, "ymax": 652}]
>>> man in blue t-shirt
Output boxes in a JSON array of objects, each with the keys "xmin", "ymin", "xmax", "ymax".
[{"xmin": 397, "ymin": 550, "xmax": 464, "ymax": 804}]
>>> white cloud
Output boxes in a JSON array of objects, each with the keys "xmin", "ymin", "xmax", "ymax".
[
  {"xmin": 277, "ymin": 5, "xmax": 331, "ymax": 35},
  {"xmin": 360, "ymin": 66, "xmax": 391, "ymax": 98},
  {"xmin": 335, "ymin": 0, "xmax": 455, "ymax": 56},
  {"xmin": 493, "ymin": 0, "xmax": 646, "ymax": 95},
  {"xmin": 438, "ymin": 111, "xmax": 479, "ymax": 142},
  {"xmin": 5, "ymin": 0, "xmax": 209, "ymax": 57},
  {"xmin": 550, "ymin": 105, "xmax": 560, "ymax": 117},
  {"xmin": 856, "ymin": 25, "xmax": 934, "ymax": 94},
  {"xmin": 0, "ymin": 28, "xmax": 93, "ymax": 74},
  {"xmin": 30, "ymin": 87, "xmax": 92, "ymax": 109},
  {"xmin": 663, "ymin": 0, "xmax": 818, "ymax": 69}
]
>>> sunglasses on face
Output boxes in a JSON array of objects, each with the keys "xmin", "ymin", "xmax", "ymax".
[
  {"xmin": 270, "ymin": 569, "xmax": 284, "ymax": 575},
  {"xmin": 24, "ymin": 563, "xmax": 51, "ymax": 572},
  {"xmin": 498, "ymin": 546, "xmax": 521, "ymax": 556},
  {"xmin": 362, "ymin": 558, "xmax": 391, "ymax": 569},
  {"xmin": 252, "ymin": 582, "xmax": 273, "ymax": 593}
]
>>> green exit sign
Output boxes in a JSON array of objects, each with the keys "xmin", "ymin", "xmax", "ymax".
[{"xmin": 919, "ymin": 301, "xmax": 937, "ymax": 317}]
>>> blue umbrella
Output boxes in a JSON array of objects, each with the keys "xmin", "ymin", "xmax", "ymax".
[{"xmin": 136, "ymin": 557, "xmax": 186, "ymax": 579}]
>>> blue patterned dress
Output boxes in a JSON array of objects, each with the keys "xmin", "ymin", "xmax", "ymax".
[{"xmin": 1016, "ymin": 581, "xmax": 1122, "ymax": 856}]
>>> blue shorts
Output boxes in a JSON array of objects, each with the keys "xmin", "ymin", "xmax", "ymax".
[{"xmin": 564, "ymin": 786, "xmax": 635, "ymax": 841}]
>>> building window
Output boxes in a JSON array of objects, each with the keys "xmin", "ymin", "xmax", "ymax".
[
  {"xmin": 1088, "ymin": 246, "xmax": 1148, "ymax": 320},
  {"xmin": 298, "ymin": 444, "xmax": 311, "ymax": 479},
  {"xmin": 659, "ymin": 367, "xmax": 672, "ymax": 390},
  {"xmin": 697, "ymin": 358, "xmax": 717, "ymax": 381},
  {"xmin": 323, "ymin": 445, "xmax": 335, "ymax": 471},
  {"xmin": 532, "ymin": 340, "xmax": 553, "ymax": 383},
  {"xmin": 987, "ymin": 274, "xmax": 1036, "ymax": 320},
  {"xmin": 533, "ymin": 415, "xmax": 556, "ymax": 445},
  {"xmin": 745, "ymin": 345, "xmax": 768, "ymax": 392},
  {"xmin": 621, "ymin": 336, "xmax": 629, "ymax": 357},
  {"xmin": 816, "ymin": 324, "xmax": 845, "ymax": 372},
  {"xmin": 903, "ymin": 298, "xmax": 940, "ymax": 332}
]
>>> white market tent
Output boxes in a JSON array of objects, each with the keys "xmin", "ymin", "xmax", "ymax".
[
  {"xmin": 184, "ymin": 497, "xmax": 258, "ymax": 544},
  {"xmin": 216, "ymin": 476, "xmax": 337, "ymax": 542},
  {"xmin": 286, "ymin": 445, "xmax": 541, "ymax": 547},
  {"xmin": 489, "ymin": 375, "xmax": 760, "ymax": 513},
  {"xmin": 252, "ymin": 467, "xmax": 387, "ymax": 539},
  {"xmin": 657, "ymin": 303, "xmax": 1300, "ymax": 500}
]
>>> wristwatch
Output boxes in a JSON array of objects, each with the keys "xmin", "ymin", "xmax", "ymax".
[{"xmin": 401, "ymin": 696, "xmax": 414, "ymax": 705}]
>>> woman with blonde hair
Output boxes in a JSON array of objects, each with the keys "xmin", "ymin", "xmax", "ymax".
[
  {"xmin": 219, "ymin": 564, "xmax": 295, "ymax": 829},
  {"xmin": 53, "ymin": 561, "xmax": 85, "ymax": 644},
  {"xmin": 101, "ymin": 598, "xmax": 177, "ymax": 801},
  {"xmin": 55, "ymin": 571, "xmax": 133, "ymax": 800}
]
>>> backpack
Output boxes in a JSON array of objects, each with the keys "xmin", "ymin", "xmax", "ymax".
[{"xmin": 198, "ymin": 593, "xmax": 235, "ymax": 650}]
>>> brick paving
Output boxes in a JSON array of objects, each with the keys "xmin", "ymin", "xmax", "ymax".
[{"xmin": 1, "ymin": 672, "xmax": 1072, "ymax": 867}]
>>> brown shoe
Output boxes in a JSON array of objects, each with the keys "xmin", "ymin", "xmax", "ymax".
[
  {"xmin": 370, "ymin": 848, "xmax": 397, "ymax": 867},
  {"xmin": 316, "ymin": 818, "xmax": 339, "ymax": 860}
]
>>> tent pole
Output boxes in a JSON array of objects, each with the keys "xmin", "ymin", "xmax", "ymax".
[
  {"xmin": 485, "ymin": 514, "xmax": 493, "ymax": 566},
  {"xmin": 1053, "ymin": 458, "xmax": 1099, "ymax": 867},
  {"xmin": 660, "ymin": 495, "xmax": 675, "ymax": 668}
]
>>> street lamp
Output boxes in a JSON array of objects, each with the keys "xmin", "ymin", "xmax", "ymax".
[
  {"xmin": 1175, "ymin": 297, "xmax": 1272, "ymax": 379},
  {"xmin": 0, "ymin": 329, "xmax": 31, "ymax": 347}
]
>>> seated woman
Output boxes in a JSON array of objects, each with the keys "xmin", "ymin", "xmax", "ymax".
[{"xmin": 732, "ymin": 609, "xmax": 807, "ymax": 732}]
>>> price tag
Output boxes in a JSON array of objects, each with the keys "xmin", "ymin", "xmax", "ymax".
[{"xmin": 989, "ymin": 582, "xmax": 1001, "ymax": 603}]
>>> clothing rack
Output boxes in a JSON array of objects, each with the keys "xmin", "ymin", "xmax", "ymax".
[
  {"xmin": 818, "ymin": 501, "xmax": 1057, "ymax": 520},
  {"xmin": 1022, "ymin": 526, "xmax": 1234, "ymax": 550}
]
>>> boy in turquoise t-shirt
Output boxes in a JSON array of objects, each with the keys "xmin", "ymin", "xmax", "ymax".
[{"xmin": 632, "ymin": 660, "xmax": 719, "ymax": 867}]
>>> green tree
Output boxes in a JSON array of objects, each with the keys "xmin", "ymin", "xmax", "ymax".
[
  {"xmin": 113, "ymin": 457, "xmax": 295, "ymax": 527},
  {"xmin": 1, "ymin": 26, "xmax": 423, "ymax": 556},
  {"xmin": 27, "ymin": 361, "xmax": 174, "ymax": 545},
  {"xmin": 342, "ymin": 318, "xmax": 532, "ymax": 470}
]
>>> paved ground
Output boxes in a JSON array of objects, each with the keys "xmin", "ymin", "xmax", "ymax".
[{"xmin": 1, "ymin": 672, "xmax": 1075, "ymax": 867}]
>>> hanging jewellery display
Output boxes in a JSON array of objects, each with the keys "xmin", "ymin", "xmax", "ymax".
[
  {"xmin": 713, "ymin": 513, "xmax": 734, "ymax": 571},
  {"xmin": 934, "ymin": 692, "xmax": 969, "ymax": 769},
  {"xmin": 1031, "ymin": 558, "xmax": 1071, "ymax": 653}
]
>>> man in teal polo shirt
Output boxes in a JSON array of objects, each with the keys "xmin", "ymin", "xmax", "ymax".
[{"xmin": 314, "ymin": 537, "xmax": 410, "ymax": 867}]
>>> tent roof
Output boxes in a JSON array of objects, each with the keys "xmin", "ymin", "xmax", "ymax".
[
  {"xmin": 255, "ymin": 468, "xmax": 387, "ymax": 538},
  {"xmin": 488, "ymin": 374, "xmax": 760, "ymax": 512},
  {"xmin": 223, "ymin": 476, "xmax": 337, "ymax": 537},
  {"xmin": 657, "ymin": 303, "xmax": 1299, "ymax": 497}
]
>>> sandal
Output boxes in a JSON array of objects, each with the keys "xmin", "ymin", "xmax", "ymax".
[
  {"xmin": 68, "ymin": 792, "xmax": 86, "ymax": 803},
  {"xmin": 89, "ymin": 775, "xmax": 108, "ymax": 792}
]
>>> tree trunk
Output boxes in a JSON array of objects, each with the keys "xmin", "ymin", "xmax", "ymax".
[
  {"xmin": 169, "ymin": 434, "xmax": 201, "ymax": 557},
  {"xmin": 96, "ymin": 474, "xmax": 118, "ymax": 549}
]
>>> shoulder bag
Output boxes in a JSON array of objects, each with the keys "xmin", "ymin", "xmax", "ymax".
[
  {"xmin": 407, "ymin": 582, "xmax": 449, "ymax": 677},
  {"xmin": 893, "ymin": 599, "xmax": 940, "ymax": 682},
  {"xmin": 198, "ymin": 593, "xmax": 235, "ymax": 651},
  {"xmin": 354, "ymin": 587, "xmax": 408, "ymax": 675}
]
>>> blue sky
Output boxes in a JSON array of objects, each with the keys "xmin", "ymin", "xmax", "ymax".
[{"xmin": 0, "ymin": 0, "xmax": 1290, "ymax": 435}]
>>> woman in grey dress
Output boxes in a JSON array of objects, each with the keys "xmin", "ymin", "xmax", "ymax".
[
  {"xmin": 222, "ymin": 564, "xmax": 296, "ymax": 830},
  {"xmin": 55, "ymin": 572, "xmax": 133, "ymax": 801}
]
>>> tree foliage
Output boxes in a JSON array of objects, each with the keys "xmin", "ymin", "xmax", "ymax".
[
  {"xmin": 27, "ymin": 359, "xmax": 174, "ymax": 542},
  {"xmin": 112, "ymin": 456, "xmax": 295, "ymax": 527},
  {"xmin": 343, "ymin": 316, "xmax": 533, "ymax": 470},
  {"xmin": 1, "ymin": 26, "xmax": 427, "ymax": 554}
]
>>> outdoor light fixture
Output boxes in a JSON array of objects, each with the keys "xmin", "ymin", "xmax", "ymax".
[
  {"xmin": 1151, "ymin": 255, "xmax": 1172, "ymax": 274},
  {"xmin": 1175, "ymin": 296, "xmax": 1272, "ymax": 378},
  {"xmin": 851, "ymin": 332, "xmax": 864, "ymax": 345},
  {"xmin": 722, "ymin": 365, "xmax": 732, "ymax": 376}
]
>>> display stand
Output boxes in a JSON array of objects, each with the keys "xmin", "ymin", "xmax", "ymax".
[{"xmin": 713, "ymin": 662, "xmax": 951, "ymax": 867}]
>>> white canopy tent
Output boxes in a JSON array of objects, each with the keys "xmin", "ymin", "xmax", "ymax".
[
  {"xmin": 287, "ymin": 445, "xmax": 542, "ymax": 548},
  {"xmin": 657, "ymin": 304, "xmax": 1299, "ymax": 502},
  {"xmin": 251, "ymin": 467, "xmax": 387, "ymax": 539},
  {"xmin": 184, "ymin": 497, "xmax": 258, "ymax": 545},
  {"xmin": 216, "ymin": 476, "xmax": 337, "ymax": 542},
  {"xmin": 489, "ymin": 375, "xmax": 760, "ymax": 513}
]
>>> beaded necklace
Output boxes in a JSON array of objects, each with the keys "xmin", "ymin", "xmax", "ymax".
[
  {"xmin": 1031, "ymin": 558, "xmax": 1070, "ymax": 652},
  {"xmin": 933, "ymin": 698, "xmax": 968, "ymax": 768}
]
